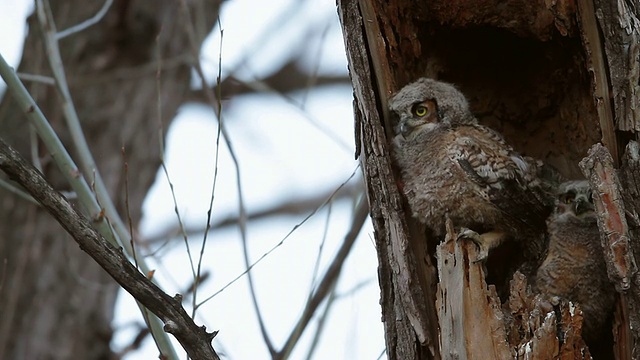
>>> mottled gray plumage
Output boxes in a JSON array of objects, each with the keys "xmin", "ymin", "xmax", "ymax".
[
  {"xmin": 536, "ymin": 180, "xmax": 615, "ymax": 346},
  {"xmin": 389, "ymin": 78, "xmax": 553, "ymax": 262}
]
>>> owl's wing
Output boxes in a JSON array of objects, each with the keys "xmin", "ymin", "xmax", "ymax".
[{"xmin": 447, "ymin": 126, "xmax": 553, "ymax": 231}]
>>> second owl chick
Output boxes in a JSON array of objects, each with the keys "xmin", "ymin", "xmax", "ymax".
[
  {"xmin": 535, "ymin": 180, "xmax": 615, "ymax": 348},
  {"xmin": 389, "ymin": 78, "xmax": 553, "ymax": 263}
]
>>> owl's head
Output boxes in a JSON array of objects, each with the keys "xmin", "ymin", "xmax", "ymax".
[
  {"xmin": 389, "ymin": 78, "xmax": 476, "ymax": 137},
  {"xmin": 555, "ymin": 180, "xmax": 595, "ymax": 220}
]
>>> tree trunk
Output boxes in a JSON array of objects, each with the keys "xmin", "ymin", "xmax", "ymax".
[
  {"xmin": 0, "ymin": 1, "xmax": 220, "ymax": 358},
  {"xmin": 338, "ymin": 0, "xmax": 640, "ymax": 358}
]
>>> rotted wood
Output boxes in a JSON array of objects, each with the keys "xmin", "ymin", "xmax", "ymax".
[
  {"xmin": 508, "ymin": 274, "xmax": 592, "ymax": 359},
  {"xmin": 436, "ymin": 219, "xmax": 511, "ymax": 360},
  {"xmin": 437, "ymin": 220, "xmax": 592, "ymax": 359}
]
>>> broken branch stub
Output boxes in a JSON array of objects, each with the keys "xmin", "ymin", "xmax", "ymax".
[{"xmin": 436, "ymin": 218, "xmax": 512, "ymax": 360}]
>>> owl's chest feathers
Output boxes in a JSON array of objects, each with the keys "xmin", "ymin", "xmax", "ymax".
[
  {"xmin": 546, "ymin": 216, "xmax": 601, "ymax": 266},
  {"xmin": 538, "ymin": 216, "xmax": 613, "ymax": 322},
  {"xmin": 394, "ymin": 128, "xmax": 497, "ymax": 234}
]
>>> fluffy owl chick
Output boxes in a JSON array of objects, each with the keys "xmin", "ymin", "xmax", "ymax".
[
  {"xmin": 536, "ymin": 180, "xmax": 615, "ymax": 346},
  {"xmin": 390, "ymin": 78, "xmax": 553, "ymax": 262}
]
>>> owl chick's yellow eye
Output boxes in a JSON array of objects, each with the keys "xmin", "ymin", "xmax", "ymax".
[
  {"xmin": 413, "ymin": 105, "xmax": 428, "ymax": 117},
  {"xmin": 560, "ymin": 194, "xmax": 574, "ymax": 204}
]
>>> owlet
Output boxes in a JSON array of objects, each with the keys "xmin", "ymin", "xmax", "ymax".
[
  {"xmin": 535, "ymin": 180, "xmax": 614, "ymax": 349},
  {"xmin": 389, "ymin": 78, "xmax": 554, "ymax": 263}
]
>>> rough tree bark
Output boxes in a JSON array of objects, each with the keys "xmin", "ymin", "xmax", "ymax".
[
  {"xmin": 0, "ymin": 1, "xmax": 220, "ymax": 359},
  {"xmin": 338, "ymin": 0, "xmax": 639, "ymax": 359}
]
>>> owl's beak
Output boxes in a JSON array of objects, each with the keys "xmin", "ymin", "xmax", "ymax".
[
  {"xmin": 398, "ymin": 116, "xmax": 414, "ymax": 138},
  {"xmin": 574, "ymin": 196, "xmax": 594, "ymax": 215}
]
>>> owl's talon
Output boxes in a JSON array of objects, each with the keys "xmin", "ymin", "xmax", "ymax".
[{"xmin": 456, "ymin": 228, "xmax": 489, "ymax": 262}]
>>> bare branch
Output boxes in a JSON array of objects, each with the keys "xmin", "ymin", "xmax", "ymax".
[
  {"xmin": 143, "ymin": 180, "xmax": 362, "ymax": 245},
  {"xmin": 276, "ymin": 197, "xmax": 369, "ymax": 359},
  {"xmin": 185, "ymin": 61, "xmax": 351, "ymax": 102},
  {"xmin": 0, "ymin": 137, "xmax": 220, "ymax": 360},
  {"xmin": 197, "ymin": 166, "xmax": 361, "ymax": 306},
  {"xmin": 55, "ymin": 0, "xmax": 113, "ymax": 39},
  {"xmin": 177, "ymin": 0, "xmax": 271, "ymax": 353}
]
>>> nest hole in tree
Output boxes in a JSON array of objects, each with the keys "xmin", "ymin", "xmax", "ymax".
[{"xmin": 416, "ymin": 25, "xmax": 602, "ymax": 180}]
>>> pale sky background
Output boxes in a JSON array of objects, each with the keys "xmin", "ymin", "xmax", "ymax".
[{"xmin": 0, "ymin": 1, "xmax": 385, "ymax": 359}]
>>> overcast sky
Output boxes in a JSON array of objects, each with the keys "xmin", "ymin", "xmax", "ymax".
[{"xmin": 0, "ymin": 1, "xmax": 385, "ymax": 359}]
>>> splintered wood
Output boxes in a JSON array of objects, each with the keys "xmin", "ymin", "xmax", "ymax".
[
  {"xmin": 507, "ymin": 273, "xmax": 591, "ymax": 359},
  {"xmin": 436, "ymin": 219, "xmax": 592, "ymax": 359},
  {"xmin": 436, "ymin": 220, "xmax": 511, "ymax": 360}
]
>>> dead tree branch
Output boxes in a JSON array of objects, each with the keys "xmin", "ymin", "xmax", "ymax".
[
  {"xmin": 0, "ymin": 138, "xmax": 220, "ymax": 360},
  {"xmin": 187, "ymin": 61, "xmax": 351, "ymax": 103},
  {"xmin": 277, "ymin": 197, "xmax": 369, "ymax": 359}
]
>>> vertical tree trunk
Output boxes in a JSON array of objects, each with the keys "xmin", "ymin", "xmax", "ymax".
[
  {"xmin": 0, "ymin": 1, "xmax": 219, "ymax": 358},
  {"xmin": 338, "ymin": 0, "xmax": 640, "ymax": 358}
]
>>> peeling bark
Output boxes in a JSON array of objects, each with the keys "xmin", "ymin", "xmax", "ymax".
[
  {"xmin": 338, "ymin": 2, "xmax": 439, "ymax": 358},
  {"xmin": 580, "ymin": 144, "xmax": 636, "ymax": 291},
  {"xmin": 590, "ymin": 0, "xmax": 640, "ymax": 133}
]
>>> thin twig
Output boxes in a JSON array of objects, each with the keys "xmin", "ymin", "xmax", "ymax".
[
  {"xmin": 0, "ymin": 138, "xmax": 220, "ymax": 360},
  {"xmin": 197, "ymin": 166, "xmax": 361, "ymax": 307},
  {"xmin": 17, "ymin": 72, "xmax": 55, "ymax": 85},
  {"xmin": 141, "ymin": 180, "xmax": 361, "ymax": 244},
  {"xmin": 0, "ymin": 259, "xmax": 6, "ymax": 295},
  {"xmin": 230, "ymin": 74, "xmax": 352, "ymax": 153},
  {"xmin": 34, "ymin": 1, "xmax": 178, "ymax": 356},
  {"xmin": 160, "ymin": 161, "xmax": 197, "ymax": 279},
  {"xmin": 194, "ymin": 19, "xmax": 225, "ymax": 318},
  {"xmin": 178, "ymin": 0, "xmax": 275, "ymax": 353},
  {"xmin": 308, "ymin": 201, "xmax": 332, "ymax": 301},
  {"xmin": 299, "ymin": 20, "xmax": 332, "ymax": 107},
  {"xmin": 304, "ymin": 281, "xmax": 338, "ymax": 360},
  {"xmin": 334, "ymin": 278, "xmax": 374, "ymax": 299},
  {"xmin": 215, "ymin": 0, "xmax": 307, "ymax": 83},
  {"xmin": 55, "ymin": 0, "xmax": 113, "ymax": 39},
  {"xmin": 0, "ymin": 50, "xmax": 115, "ymax": 245},
  {"xmin": 122, "ymin": 147, "xmax": 138, "ymax": 268},
  {"xmin": 277, "ymin": 195, "xmax": 369, "ymax": 359},
  {"xmin": 28, "ymin": 126, "xmax": 42, "ymax": 172},
  {"xmin": 186, "ymin": 69, "xmax": 350, "ymax": 103},
  {"xmin": 0, "ymin": 177, "xmax": 38, "ymax": 204}
]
